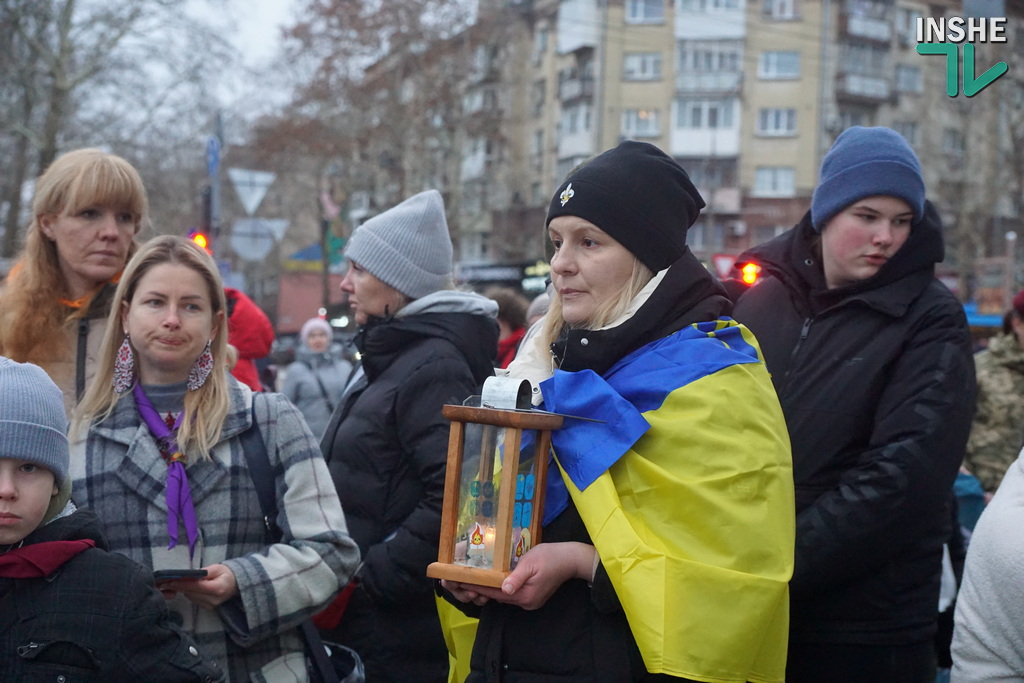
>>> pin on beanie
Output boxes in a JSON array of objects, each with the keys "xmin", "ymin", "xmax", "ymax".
[
  {"xmin": 0, "ymin": 357, "xmax": 71, "ymax": 524},
  {"xmin": 811, "ymin": 126, "xmax": 926, "ymax": 232},
  {"xmin": 344, "ymin": 189, "xmax": 453, "ymax": 300},
  {"xmin": 546, "ymin": 140, "xmax": 706, "ymax": 273}
]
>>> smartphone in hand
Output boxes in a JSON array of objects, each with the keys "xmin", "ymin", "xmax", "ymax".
[{"xmin": 154, "ymin": 569, "xmax": 208, "ymax": 583}]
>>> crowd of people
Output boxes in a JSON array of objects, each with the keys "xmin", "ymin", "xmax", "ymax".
[{"xmin": 1, "ymin": 130, "xmax": 1022, "ymax": 682}]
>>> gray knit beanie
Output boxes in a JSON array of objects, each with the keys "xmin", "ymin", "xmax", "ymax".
[
  {"xmin": 0, "ymin": 357, "xmax": 71, "ymax": 524},
  {"xmin": 344, "ymin": 189, "xmax": 453, "ymax": 299}
]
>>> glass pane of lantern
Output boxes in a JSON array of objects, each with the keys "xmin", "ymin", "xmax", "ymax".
[
  {"xmin": 452, "ymin": 423, "xmax": 503, "ymax": 570},
  {"xmin": 509, "ymin": 429, "xmax": 541, "ymax": 570}
]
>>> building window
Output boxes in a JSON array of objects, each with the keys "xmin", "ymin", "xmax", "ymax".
[
  {"xmin": 762, "ymin": 0, "xmax": 798, "ymax": 19},
  {"xmin": 757, "ymin": 107, "xmax": 796, "ymax": 136},
  {"xmin": 623, "ymin": 52, "xmax": 663, "ymax": 81},
  {"xmin": 533, "ymin": 27, "xmax": 549, "ymax": 65},
  {"xmin": 531, "ymin": 79, "xmax": 545, "ymax": 118},
  {"xmin": 892, "ymin": 121, "xmax": 918, "ymax": 146},
  {"xmin": 678, "ymin": 0, "xmax": 741, "ymax": 10},
  {"xmin": 622, "ymin": 109, "xmax": 661, "ymax": 138},
  {"xmin": 753, "ymin": 167, "xmax": 796, "ymax": 197},
  {"xmin": 675, "ymin": 98, "xmax": 736, "ymax": 129},
  {"xmin": 626, "ymin": 0, "xmax": 666, "ymax": 24},
  {"xmin": 943, "ymin": 128, "xmax": 965, "ymax": 156},
  {"xmin": 841, "ymin": 42, "xmax": 888, "ymax": 75},
  {"xmin": 758, "ymin": 51, "xmax": 800, "ymax": 79},
  {"xmin": 678, "ymin": 40, "xmax": 741, "ymax": 72},
  {"xmin": 560, "ymin": 103, "xmax": 592, "ymax": 135},
  {"xmin": 895, "ymin": 65, "xmax": 922, "ymax": 93},
  {"xmin": 895, "ymin": 8, "xmax": 922, "ymax": 46},
  {"xmin": 839, "ymin": 107, "xmax": 872, "ymax": 129}
]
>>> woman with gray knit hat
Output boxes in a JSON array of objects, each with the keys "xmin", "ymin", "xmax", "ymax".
[
  {"xmin": 442, "ymin": 140, "xmax": 795, "ymax": 683},
  {"xmin": 281, "ymin": 317, "xmax": 352, "ymax": 439},
  {"xmin": 318, "ymin": 189, "xmax": 499, "ymax": 683},
  {"xmin": 0, "ymin": 357, "xmax": 224, "ymax": 681},
  {"xmin": 732, "ymin": 126, "xmax": 977, "ymax": 682}
]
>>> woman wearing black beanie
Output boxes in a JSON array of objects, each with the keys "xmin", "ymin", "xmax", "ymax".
[
  {"xmin": 732, "ymin": 127, "xmax": 977, "ymax": 683},
  {"xmin": 442, "ymin": 140, "xmax": 796, "ymax": 683}
]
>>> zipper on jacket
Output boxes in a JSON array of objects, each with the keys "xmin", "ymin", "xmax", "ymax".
[
  {"xmin": 784, "ymin": 317, "xmax": 813, "ymax": 381},
  {"xmin": 76, "ymin": 317, "xmax": 90, "ymax": 401}
]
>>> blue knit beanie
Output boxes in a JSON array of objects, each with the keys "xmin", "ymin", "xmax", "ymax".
[
  {"xmin": 0, "ymin": 357, "xmax": 70, "ymax": 524},
  {"xmin": 344, "ymin": 189, "xmax": 453, "ymax": 299},
  {"xmin": 811, "ymin": 127, "xmax": 926, "ymax": 232}
]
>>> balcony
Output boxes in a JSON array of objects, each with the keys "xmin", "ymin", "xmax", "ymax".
[
  {"xmin": 558, "ymin": 76, "xmax": 595, "ymax": 103},
  {"xmin": 840, "ymin": 14, "xmax": 892, "ymax": 44},
  {"xmin": 836, "ymin": 72, "xmax": 891, "ymax": 103},
  {"xmin": 675, "ymin": 71, "xmax": 742, "ymax": 94},
  {"xmin": 698, "ymin": 186, "xmax": 741, "ymax": 214}
]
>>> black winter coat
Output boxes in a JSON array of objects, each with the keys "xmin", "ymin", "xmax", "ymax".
[
  {"xmin": 732, "ymin": 204, "xmax": 976, "ymax": 646},
  {"xmin": 0, "ymin": 508, "xmax": 224, "ymax": 682},
  {"xmin": 321, "ymin": 303, "xmax": 498, "ymax": 683}
]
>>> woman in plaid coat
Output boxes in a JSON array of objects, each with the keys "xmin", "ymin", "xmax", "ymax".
[{"xmin": 69, "ymin": 236, "xmax": 360, "ymax": 682}]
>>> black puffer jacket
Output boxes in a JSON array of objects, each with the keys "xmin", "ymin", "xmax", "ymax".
[
  {"xmin": 0, "ymin": 508, "xmax": 223, "ymax": 682},
  {"xmin": 321, "ymin": 291, "xmax": 498, "ymax": 683},
  {"xmin": 732, "ymin": 203, "xmax": 976, "ymax": 645}
]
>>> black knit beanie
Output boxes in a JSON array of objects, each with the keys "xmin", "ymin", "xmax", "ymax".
[{"xmin": 545, "ymin": 140, "xmax": 706, "ymax": 272}]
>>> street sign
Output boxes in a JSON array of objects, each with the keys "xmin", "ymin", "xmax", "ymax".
[
  {"xmin": 712, "ymin": 253, "xmax": 738, "ymax": 279},
  {"xmin": 206, "ymin": 137, "xmax": 220, "ymax": 177},
  {"xmin": 228, "ymin": 168, "xmax": 276, "ymax": 216},
  {"xmin": 231, "ymin": 218, "xmax": 275, "ymax": 261}
]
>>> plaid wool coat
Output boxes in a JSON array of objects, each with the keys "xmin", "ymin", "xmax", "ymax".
[{"xmin": 69, "ymin": 378, "xmax": 361, "ymax": 682}]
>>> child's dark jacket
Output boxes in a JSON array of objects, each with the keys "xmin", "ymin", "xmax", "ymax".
[{"xmin": 0, "ymin": 507, "xmax": 223, "ymax": 682}]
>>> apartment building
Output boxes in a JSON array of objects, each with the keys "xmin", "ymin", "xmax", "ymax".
[{"xmin": 346, "ymin": 0, "xmax": 1020, "ymax": 286}]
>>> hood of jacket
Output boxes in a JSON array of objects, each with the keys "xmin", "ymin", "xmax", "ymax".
[
  {"xmin": 356, "ymin": 290, "xmax": 499, "ymax": 385},
  {"xmin": 22, "ymin": 506, "xmax": 109, "ymax": 550},
  {"xmin": 552, "ymin": 248, "xmax": 732, "ymax": 376},
  {"xmin": 739, "ymin": 199, "xmax": 945, "ymax": 317}
]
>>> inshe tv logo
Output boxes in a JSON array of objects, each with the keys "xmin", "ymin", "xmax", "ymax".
[{"xmin": 916, "ymin": 16, "xmax": 1008, "ymax": 97}]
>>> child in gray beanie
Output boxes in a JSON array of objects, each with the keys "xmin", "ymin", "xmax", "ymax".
[
  {"xmin": 0, "ymin": 356, "xmax": 224, "ymax": 681},
  {"xmin": 0, "ymin": 356, "xmax": 72, "ymax": 528}
]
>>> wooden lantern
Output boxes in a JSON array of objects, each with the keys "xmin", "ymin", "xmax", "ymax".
[{"xmin": 427, "ymin": 404, "xmax": 563, "ymax": 588}]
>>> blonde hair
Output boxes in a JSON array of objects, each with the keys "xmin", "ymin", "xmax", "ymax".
[
  {"xmin": 72, "ymin": 236, "xmax": 230, "ymax": 460},
  {"xmin": 0, "ymin": 149, "xmax": 148, "ymax": 367},
  {"xmin": 538, "ymin": 257, "xmax": 653, "ymax": 353}
]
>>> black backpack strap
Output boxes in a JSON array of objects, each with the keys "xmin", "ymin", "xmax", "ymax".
[{"xmin": 237, "ymin": 396, "xmax": 341, "ymax": 683}]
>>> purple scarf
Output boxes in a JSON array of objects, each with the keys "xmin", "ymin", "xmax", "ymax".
[{"xmin": 133, "ymin": 385, "xmax": 199, "ymax": 557}]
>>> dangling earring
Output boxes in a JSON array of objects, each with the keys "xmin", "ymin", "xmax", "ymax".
[
  {"xmin": 187, "ymin": 340, "xmax": 214, "ymax": 391},
  {"xmin": 113, "ymin": 334, "xmax": 136, "ymax": 393}
]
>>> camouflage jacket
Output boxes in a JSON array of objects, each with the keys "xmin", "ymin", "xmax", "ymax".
[{"xmin": 965, "ymin": 333, "xmax": 1024, "ymax": 492}]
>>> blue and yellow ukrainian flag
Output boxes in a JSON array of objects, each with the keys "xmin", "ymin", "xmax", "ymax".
[{"xmin": 541, "ymin": 319, "xmax": 795, "ymax": 683}]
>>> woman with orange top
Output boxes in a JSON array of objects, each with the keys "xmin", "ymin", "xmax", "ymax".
[{"xmin": 0, "ymin": 148, "xmax": 148, "ymax": 417}]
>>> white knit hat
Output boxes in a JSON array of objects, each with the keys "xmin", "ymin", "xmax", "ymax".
[
  {"xmin": 0, "ymin": 357, "xmax": 71, "ymax": 524},
  {"xmin": 344, "ymin": 189, "xmax": 453, "ymax": 299}
]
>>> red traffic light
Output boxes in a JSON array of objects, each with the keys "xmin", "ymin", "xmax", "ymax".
[
  {"xmin": 740, "ymin": 262, "xmax": 761, "ymax": 286},
  {"xmin": 188, "ymin": 230, "xmax": 211, "ymax": 254}
]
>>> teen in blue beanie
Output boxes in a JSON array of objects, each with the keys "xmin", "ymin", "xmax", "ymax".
[
  {"xmin": 811, "ymin": 126, "xmax": 926, "ymax": 231},
  {"xmin": 731, "ymin": 127, "xmax": 976, "ymax": 683}
]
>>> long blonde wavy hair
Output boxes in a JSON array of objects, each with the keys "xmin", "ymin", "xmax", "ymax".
[
  {"xmin": 72, "ymin": 236, "xmax": 230, "ymax": 460},
  {"xmin": 0, "ymin": 149, "xmax": 148, "ymax": 367}
]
